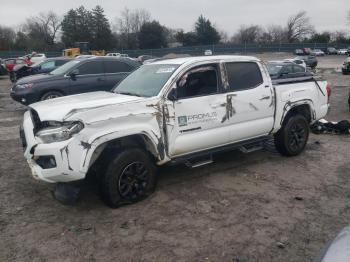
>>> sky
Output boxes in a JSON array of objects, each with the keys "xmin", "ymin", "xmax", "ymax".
[{"xmin": 0, "ymin": 0, "xmax": 349, "ymax": 35}]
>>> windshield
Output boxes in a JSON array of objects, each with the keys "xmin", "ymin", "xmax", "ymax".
[
  {"xmin": 50, "ymin": 60, "xmax": 80, "ymax": 75},
  {"xmin": 266, "ymin": 63, "xmax": 283, "ymax": 75},
  {"xmin": 113, "ymin": 64, "xmax": 179, "ymax": 97}
]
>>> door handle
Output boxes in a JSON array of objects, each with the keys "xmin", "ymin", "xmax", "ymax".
[
  {"xmin": 97, "ymin": 77, "xmax": 105, "ymax": 82},
  {"xmin": 260, "ymin": 95, "xmax": 271, "ymax": 101}
]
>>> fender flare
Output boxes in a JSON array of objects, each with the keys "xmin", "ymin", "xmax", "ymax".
[
  {"xmin": 280, "ymin": 99, "xmax": 315, "ymax": 126},
  {"xmin": 79, "ymin": 130, "xmax": 165, "ymax": 173}
]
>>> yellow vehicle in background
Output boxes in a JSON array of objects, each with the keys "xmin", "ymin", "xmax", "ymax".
[{"xmin": 63, "ymin": 42, "xmax": 105, "ymax": 57}]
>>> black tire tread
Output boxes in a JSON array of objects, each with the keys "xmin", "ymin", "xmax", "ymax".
[
  {"xmin": 274, "ymin": 115, "xmax": 309, "ymax": 157},
  {"xmin": 100, "ymin": 148, "xmax": 156, "ymax": 208}
]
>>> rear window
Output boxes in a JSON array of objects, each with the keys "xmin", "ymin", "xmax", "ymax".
[
  {"xmin": 104, "ymin": 60, "xmax": 133, "ymax": 73},
  {"xmin": 225, "ymin": 62, "xmax": 263, "ymax": 91}
]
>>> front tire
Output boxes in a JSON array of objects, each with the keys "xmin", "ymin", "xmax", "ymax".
[
  {"xmin": 100, "ymin": 148, "xmax": 156, "ymax": 208},
  {"xmin": 40, "ymin": 91, "xmax": 63, "ymax": 101},
  {"xmin": 274, "ymin": 115, "xmax": 309, "ymax": 156}
]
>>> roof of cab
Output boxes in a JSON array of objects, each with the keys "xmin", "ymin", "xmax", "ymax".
[{"xmin": 151, "ymin": 55, "xmax": 260, "ymax": 65}]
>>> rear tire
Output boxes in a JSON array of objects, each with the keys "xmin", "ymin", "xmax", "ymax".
[
  {"xmin": 100, "ymin": 148, "xmax": 156, "ymax": 208},
  {"xmin": 40, "ymin": 91, "xmax": 63, "ymax": 101},
  {"xmin": 274, "ymin": 115, "xmax": 309, "ymax": 156}
]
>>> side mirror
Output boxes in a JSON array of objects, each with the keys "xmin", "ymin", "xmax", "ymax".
[
  {"xmin": 167, "ymin": 88, "xmax": 177, "ymax": 101},
  {"xmin": 69, "ymin": 69, "xmax": 79, "ymax": 79}
]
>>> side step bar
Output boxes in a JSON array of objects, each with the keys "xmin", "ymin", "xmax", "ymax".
[{"xmin": 185, "ymin": 155, "xmax": 213, "ymax": 168}]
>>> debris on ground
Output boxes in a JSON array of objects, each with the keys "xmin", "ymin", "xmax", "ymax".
[{"xmin": 311, "ymin": 119, "xmax": 350, "ymax": 134}]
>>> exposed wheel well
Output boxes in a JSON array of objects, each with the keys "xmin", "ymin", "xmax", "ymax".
[
  {"xmin": 87, "ymin": 134, "xmax": 159, "ymax": 177},
  {"xmin": 284, "ymin": 104, "xmax": 312, "ymax": 124}
]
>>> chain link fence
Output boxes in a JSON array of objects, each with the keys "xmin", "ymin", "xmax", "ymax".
[{"xmin": 1, "ymin": 43, "xmax": 349, "ymax": 59}]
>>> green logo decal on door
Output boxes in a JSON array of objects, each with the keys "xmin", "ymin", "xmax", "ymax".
[{"xmin": 178, "ymin": 116, "xmax": 188, "ymax": 127}]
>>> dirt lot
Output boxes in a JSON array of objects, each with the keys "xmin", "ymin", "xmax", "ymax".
[{"xmin": 0, "ymin": 54, "xmax": 350, "ymax": 262}]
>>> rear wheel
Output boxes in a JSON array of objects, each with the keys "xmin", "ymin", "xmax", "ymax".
[
  {"xmin": 100, "ymin": 148, "xmax": 156, "ymax": 208},
  {"xmin": 40, "ymin": 91, "xmax": 63, "ymax": 101},
  {"xmin": 274, "ymin": 115, "xmax": 309, "ymax": 156}
]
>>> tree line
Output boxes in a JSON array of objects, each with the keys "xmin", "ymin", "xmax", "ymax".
[{"xmin": 0, "ymin": 6, "xmax": 349, "ymax": 52}]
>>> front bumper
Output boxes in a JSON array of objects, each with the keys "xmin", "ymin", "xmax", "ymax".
[
  {"xmin": 22, "ymin": 111, "xmax": 87, "ymax": 183},
  {"xmin": 10, "ymin": 90, "xmax": 38, "ymax": 105}
]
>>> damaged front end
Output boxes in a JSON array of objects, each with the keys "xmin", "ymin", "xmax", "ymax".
[{"xmin": 22, "ymin": 109, "xmax": 87, "ymax": 183}]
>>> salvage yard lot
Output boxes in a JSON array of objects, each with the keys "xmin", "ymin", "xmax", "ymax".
[{"xmin": 0, "ymin": 54, "xmax": 350, "ymax": 262}]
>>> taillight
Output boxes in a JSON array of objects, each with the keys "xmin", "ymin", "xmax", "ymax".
[{"xmin": 326, "ymin": 83, "xmax": 332, "ymax": 103}]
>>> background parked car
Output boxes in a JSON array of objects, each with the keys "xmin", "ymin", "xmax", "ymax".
[
  {"xmin": 267, "ymin": 61, "xmax": 310, "ymax": 80},
  {"xmin": 106, "ymin": 53, "xmax": 121, "ymax": 57},
  {"xmin": 30, "ymin": 53, "xmax": 47, "ymax": 63},
  {"xmin": 10, "ymin": 57, "xmax": 73, "ymax": 82},
  {"xmin": 295, "ymin": 55, "xmax": 318, "ymax": 68},
  {"xmin": 0, "ymin": 59, "xmax": 8, "ymax": 76},
  {"xmin": 326, "ymin": 47, "xmax": 338, "ymax": 55},
  {"xmin": 284, "ymin": 58, "xmax": 307, "ymax": 68},
  {"xmin": 342, "ymin": 57, "xmax": 350, "ymax": 75},
  {"xmin": 10, "ymin": 56, "xmax": 140, "ymax": 105},
  {"xmin": 337, "ymin": 49, "xmax": 348, "ymax": 55},
  {"xmin": 312, "ymin": 49, "xmax": 325, "ymax": 56},
  {"xmin": 294, "ymin": 49, "xmax": 304, "ymax": 55},
  {"xmin": 4, "ymin": 57, "xmax": 32, "ymax": 73},
  {"xmin": 137, "ymin": 55, "xmax": 156, "ymax": 64}
]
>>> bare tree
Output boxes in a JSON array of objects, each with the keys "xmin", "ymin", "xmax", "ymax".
[
  {"xmin": 219, "ymin": 30, "xmax": 229, "ymax": 43},
  {"xmin": 266, "ymin": 25, "xmax": 287, "ymax": 43},
  {"xmin": 231, "ymin": 25, "xmax": 262, "ymax": 44},
  {"xmin": 286, "ymin": 11, "xmax": 314, "ymax": 42},
  {"xmin": 24, "ymin": 11, "xmax": 61, "ymax": 47},
  {"xmin": 115, "ymin": 8, "xmax": 151, "ymax": 34},
  {"xmin": 0, "ymin": 26, "xmax": 16, "ymax": 50},
  {"xmin": 113, "ymin": 8, "xmax": 151, "ymax": 49}
]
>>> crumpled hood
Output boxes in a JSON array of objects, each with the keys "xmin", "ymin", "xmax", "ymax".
[{"xmin": 29, "ymin": 91, "xmax": 146, "ymax": 122}]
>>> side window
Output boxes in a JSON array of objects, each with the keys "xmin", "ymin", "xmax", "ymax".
[
  {"xmin": 104, "ymin": 61, "xmax": 133, "ymax": 73},
  {"xmin": 41, "ymin": 61, "xmax": 55, "ymax": 69},
  {"xmin": 77, "ymin": 61, "xmax": 104, "ymax": 75},
  {"xmin": 225, "ymin": 62, "xmax": 263, "ymax": 91},
  {"xmin": 55, "ymin": 60, "xmax": 67, "ymax": 66},
  {"xmin": 177, "ymin": 65, "xmax": 218, "ymax": 99},
  {"xmin": 280, "ymin": 65, "xmax": 294, "ymax": 74},
  {"xmin": 293, "ymin": 65, "xmax": 305, "ymax": 73}
]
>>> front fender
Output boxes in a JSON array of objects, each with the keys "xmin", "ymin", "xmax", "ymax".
[{"xmin": 77, "ymin": 123, "xmax": 167, "ymax": 173}]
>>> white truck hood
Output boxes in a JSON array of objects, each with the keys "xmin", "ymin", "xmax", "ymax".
[{"xmin": 29, "ymin": 91, "xmax": 145, "ymax": 122}]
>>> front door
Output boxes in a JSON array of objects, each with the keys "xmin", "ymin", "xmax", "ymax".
[
  {"xmin": 165, "ymin": 64, "xmax": 231, "ymax": 157},
  {"xmin": 69, "ymin": 60, "xmax": 106, "ymax": 95}
]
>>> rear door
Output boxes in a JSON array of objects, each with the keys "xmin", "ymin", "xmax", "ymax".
[
  {"xmin": 223, "ymin": 61, "xmax": 275, "ymax": 141},
  {"xmin": 68, "ymin": 60, "xmax": 106, "ymax": 94},
  {"xmin": 103, "ymin": 60, "xmax": 135, "ymax": 91}
]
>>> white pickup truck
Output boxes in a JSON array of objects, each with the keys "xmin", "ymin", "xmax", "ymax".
[{"xmin": 20, "ymin": 55, "xmax": 331, "ymax": 207}]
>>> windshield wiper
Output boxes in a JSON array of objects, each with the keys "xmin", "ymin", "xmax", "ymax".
[{"xmin": 115, "ymin": 91, "xmax": 143, "ymax": 97}]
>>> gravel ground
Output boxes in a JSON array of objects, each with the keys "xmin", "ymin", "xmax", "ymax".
[{"xmin": 0, "ymin": 54, "xmax": 349, "ymax": 262}]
